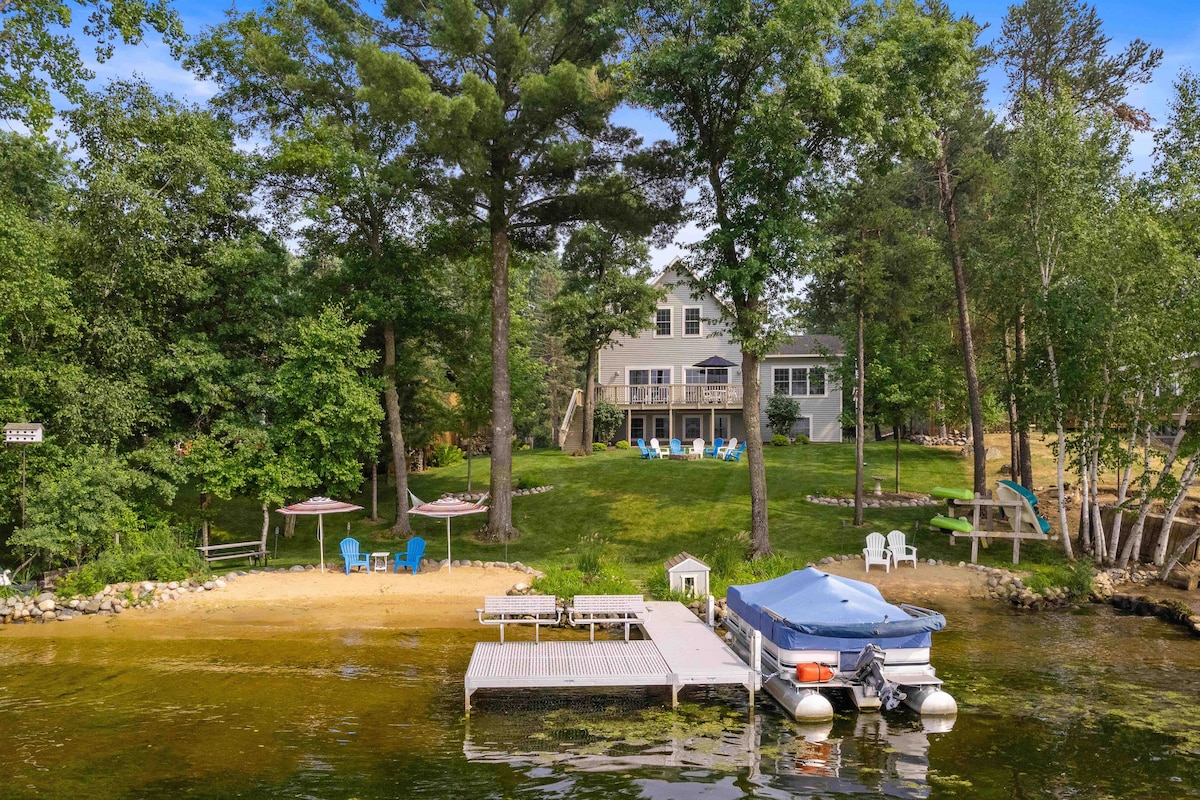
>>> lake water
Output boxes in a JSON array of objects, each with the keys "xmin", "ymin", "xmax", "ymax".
[{"xmin": 1, "ymin": 598, "xmax": 1198, "ymax": 799}]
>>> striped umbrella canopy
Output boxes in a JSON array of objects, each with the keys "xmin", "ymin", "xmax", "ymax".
[
  {"xmin": 278, "ymin": 497, "xmax": 364, "ymax": 573},
  {"xmin": 408, "ymin": 492, "xmax": 488, "ymax": 572}
]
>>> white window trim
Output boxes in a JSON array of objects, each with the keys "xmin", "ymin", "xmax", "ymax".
[
  {"xmin": 682, "ymin": 306, "xmax": 702, "ymax": 338},
  {"xmin": 771, "ymin": 366, "xmax": 829, "ymax": 398},
  {"xmin": 654, "ymin": 306, "xmax": 673, "ymax": 338},
  {"xmin": 626, "ymin": 366, "xmax": 674, "ymax": 385}
]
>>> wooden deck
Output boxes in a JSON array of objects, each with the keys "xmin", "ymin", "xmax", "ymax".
[{"xmin": 464, "ymin": 601, "xmax": 757, "ymax": 712}]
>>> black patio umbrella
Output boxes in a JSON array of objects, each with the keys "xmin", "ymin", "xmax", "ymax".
[{"xmin": 693, "ymin": 355, "xmax": 738, "ymax": 368}]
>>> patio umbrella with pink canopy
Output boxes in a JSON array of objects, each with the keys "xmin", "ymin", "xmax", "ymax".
[
  {"xmin": 407, "ymin": 492, "xmax": 488, "ymax": 572},
  {"xmin": 277, "ymin": 497, "xmax": 363, "ymax": 573}
]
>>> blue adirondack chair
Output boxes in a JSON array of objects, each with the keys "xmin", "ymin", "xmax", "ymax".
[
  {"xmin": 669, "ymin": 438, "xmax": 684, "ymax": 455},
  {"xmin": 340, "ymin": 537, "xmax": 370, "ymax": 575},
  {"xmin": 394, "ymin": 536, "xmax": 426, "ymax": 575},
  {"xmin": 636, "ymin": 438, "xmax": 654, "ymax": 459},
  {"xmin": 724, "ymin": 441, "xmax": 747, "ymax": 462},
  {"xmin": 704, "ymin": 437, "xmax": 724, "ymax": 459}
]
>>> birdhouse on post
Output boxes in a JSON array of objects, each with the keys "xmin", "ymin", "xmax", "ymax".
[
  {"xmin": 4, "ymin": 423, "xmax": 43, "ymax": 444},
  {"xmin": 664, "ymin": 552, "xmax": 711, "ymax": 597}
]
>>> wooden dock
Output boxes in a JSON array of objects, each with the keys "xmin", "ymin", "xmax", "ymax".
[{"xmin": 464, "ymin": 601, "xmax": 758, "ymax": 712}]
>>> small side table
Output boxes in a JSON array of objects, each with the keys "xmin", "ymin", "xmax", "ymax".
[{"xmin": 370, "ymin": 552, "xmax": 389, "ymax": 573}]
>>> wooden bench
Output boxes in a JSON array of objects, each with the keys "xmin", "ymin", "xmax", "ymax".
[
  {"xmin": 567, "ymin": 594, "xmax": 647, "ymax": 641},
  {"xmin": 476, "ymin": 595, "xmax": 561, "ymax": 642},
  {"xmin": 196, "ymin": 540, "xmax": 267, "ymax": 565}
]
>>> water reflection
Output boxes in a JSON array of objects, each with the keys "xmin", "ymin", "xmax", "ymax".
[{"xmin": 0, "ymin": 601, "xmax": 1198, "ymax": 799}]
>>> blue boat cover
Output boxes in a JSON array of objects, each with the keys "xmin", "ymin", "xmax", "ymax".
[{"xmin": 726, "ymin": 568, "xmax": 945, "ymax": 652}]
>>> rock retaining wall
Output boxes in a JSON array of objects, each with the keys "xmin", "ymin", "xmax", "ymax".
[{"xmin": 806, "ymin": 495, "xmax": 940, "ymax": 509}]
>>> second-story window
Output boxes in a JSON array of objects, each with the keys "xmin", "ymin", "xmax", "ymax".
[
  {"xmin": 683, "ymin": 307, "xmax": 701, "ymax": 336},
  {"xmin": 655, "ymin": 308, "xmax": 672, "ymax": 337}
]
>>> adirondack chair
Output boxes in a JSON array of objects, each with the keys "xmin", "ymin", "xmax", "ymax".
[
  {"xmin": 669, "ymin": 438, "xmax": 684, "ymax": 455},
  {"xmin": 340, "ymin": 537, "xmax": 371, "ymax": 575},
  {"xmin": 394, "ymin": 536, "xmax": 426, "ymax": 574},
  {"xmin": 715, "ymin": 437, "xmax": 738, "ymax": 460},
  {"xmin": 636, "ymin": 438, "xmax": 656, "ymax": 459},
  {"xmin": 691, "ymin": 438, "xmax": 705, "ymax": 455},
  {"xmin": 0, "ymin": 567, "xmax": 10, "ymax": 587},
  {"xmin": 648, "ymin": 438, "xmax": 667, "ymax": 457},
  {"xmin": 863, "ymin": 532, "xmax": 890, "ymax": 572},
  {"xmin": 724, "ymin": 441, "xmax": 747, "ymax": 462},
  {"xmin": 886, "ymin": 530, "xmax": 918, "ymax": 569},
  {"xmin": 704, "ymin": 437, "xmax": 724, "ymax": 458}
]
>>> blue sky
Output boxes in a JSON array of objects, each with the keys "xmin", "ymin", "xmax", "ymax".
[{"xmin": 47, "ymin": 0, "xmax": 1200, "ymax": 265}]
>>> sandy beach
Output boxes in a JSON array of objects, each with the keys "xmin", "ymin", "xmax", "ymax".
[{"xmin": 0, "ymin": 561, "xmax": 996, "ymax": 641}]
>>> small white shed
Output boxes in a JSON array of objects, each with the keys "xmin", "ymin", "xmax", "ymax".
[
  {"xmin": 4, "ymin": 423, "xmax": 43, "ymax": 444},
  {"xmin": 665, "ymin": 552, "xmax": 710, "ymax": 597}
]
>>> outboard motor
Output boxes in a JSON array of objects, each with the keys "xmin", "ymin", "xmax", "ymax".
[{"xmin": 852, "ymin": 643, "xmax": 906, "ymax": 711}]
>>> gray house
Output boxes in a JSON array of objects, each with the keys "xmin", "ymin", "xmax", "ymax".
[{"xmin": 561, "ymin": 264, "xmax": 844, "ymax": 448}]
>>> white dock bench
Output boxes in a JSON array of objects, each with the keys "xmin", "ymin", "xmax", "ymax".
[
  {"xmin": 464, "ymin": 600, "xmax": 758, "ymax": 713},
  {"xmin": 567, "ymin": 594, "xmax": 646, "ymax": 641},
  {"xmin": 476, "ymin": 595, "xmax": 561, "ymax": 643}
]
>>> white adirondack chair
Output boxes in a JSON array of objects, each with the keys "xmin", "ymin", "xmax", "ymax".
[
  {"xmin": 648, "ymin": 438, "xmax": 667, "ymax": 458},
  {"xmin": 887, "ymin": 530, "xmax": 918, "ymax": 569},
  {"xmin": 0, "ymin": 568, "xmax": 10, "ymax": 587},
  {"xmin": 863, "ymin": 532, "xmax": 890, "ymax": 572},
  {"xmin": 716, "ymin": 437, "xmax": 738, "ymax": 460},
  {"xmin": 691, "ymin": 438, "xmax": 704, "ymax": 455}
]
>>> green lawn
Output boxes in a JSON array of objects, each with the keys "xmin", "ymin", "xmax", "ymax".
[{"xmin": 197, "ymin": 441, "xmax": 1067, "ymax": 579}]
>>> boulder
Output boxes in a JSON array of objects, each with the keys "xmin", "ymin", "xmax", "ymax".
[
  {"xmin": 289, "ymin": 565, "xmax": 305, "ymax": 572},
  {"xmin": 37, "ymin": 598, "xmax": 57, "ymax": 612},
  {"xmin": 985, "ymin": 446, "xmax": 1003, "ymax": 460}
]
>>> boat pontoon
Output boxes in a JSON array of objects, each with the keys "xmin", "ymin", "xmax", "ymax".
[{"xmin": 724, "ymin": 568, "xmax": 957, "ymax": 721}]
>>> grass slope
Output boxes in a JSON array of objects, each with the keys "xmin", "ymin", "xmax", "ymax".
[{"xmin": 197, "ymin": 441, "xmax": 1067, "ymax": 577}]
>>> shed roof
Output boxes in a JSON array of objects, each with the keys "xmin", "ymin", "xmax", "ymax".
[{"xmin": 665, "ymin": 551, "xmax": 709, "ymax": 571}]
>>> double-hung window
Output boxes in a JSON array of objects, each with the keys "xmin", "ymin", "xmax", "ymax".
[
  {"xmin": 655, "ymin": 308, "xmax": 672, "ymax": 337},
  {"xmin": 773, "ymin": 367, "xmax": 827, "ymax": 397},
  {"xmin": 683, "ymin": 307, "xmax": 701, "ymax": 337}
]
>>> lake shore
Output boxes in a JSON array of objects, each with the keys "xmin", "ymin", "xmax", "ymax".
[{"xmin": 0, "ymin": 562, "xmax": 996, "ymax": 640}]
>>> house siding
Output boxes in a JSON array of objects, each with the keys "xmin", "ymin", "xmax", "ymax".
[{"xmin": 590, "ymin": 264, "xmax": 844, "ymax": 445}]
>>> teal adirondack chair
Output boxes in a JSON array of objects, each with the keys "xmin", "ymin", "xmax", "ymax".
[
  {"xmin": 394, "ymin": 537, "xmax": 426, "ymax": 575},
  {"xmin": 704, "ymin": 437, "xmax": 724, "ymax": 459},
  {"xmin": 724, "ymin": 441, "xmax": 747, "ymax": 462},
  {"xmin": 669, "ymin": 438, "xmax": 684, "ymax": 455},
  {"xmin": 340, "ymin": 537, "xmax": 370, "ymax": 575}
]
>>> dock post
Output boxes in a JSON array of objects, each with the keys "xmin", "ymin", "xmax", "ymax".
[
  {"xmin": 706, "ymin": 595, "xmax": 714, "ymax": 627},
  {"xmin": 750, "ymin": 629, "xmax": 762, "ymax": 716},
  {"xmin": 671, "ymin": 684, "xmax": 679, "ymax": 709}
]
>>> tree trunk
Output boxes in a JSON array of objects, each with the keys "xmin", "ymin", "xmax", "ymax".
[
  {"xmin": 742, "ymin": 346, "xmax": 771, "ymax": 557},
  {"xmin": 284, "ymin": 513, "xmax": 296, "ymax": 539},
  {"xmin": 260, "ymin": 502, "xmax": 270, "ymax": 553},
  {"xmin": 383, "ymin": 322, "xmax": 413, "ymax": 536},
  {"xmin": 854, "ymin": 304, "xmax": 865, "ymax": 527},
  {"xmin": 466, "ymin": 439, "xmax": 473, "ymax": 493},
  {"xmin": 581, "ymin": 347, "xmax": 597, "ymax": 454},
  {"xmin": 1108, "ymin": 399, "xmax": 1141, "ymax": 565},
  {"xmin": 200, "ymin": 492, "xmax": 211, "ymax": 550},
  {"xmin": 370, "ymin": 461, "xmax": 379, "ymax": 522},
  {"xmin": 1053, "ymin": 418, "xmax": 1073, "ymax": 558},
  {"xmin": 1004, "ymin": 325, "xmax": 1020, "ymax": 482},
  {"xmin": 485, "ymin": 216, "xmax": 516, "ymax": 541},
  {"xmin": 1014, "ymin": 310, "xmax": 1033, "ymax": 489},
  {"xmin": 935, "ymin": 141, "xmax": 987, "ymax": 498},
  {"xmin": 1153, "ymin": 454, "xmax": 1200, "ymax": 566},
  {"xmin": 1119, "ymin": 425, "xmax": 1156, "ymax": 569},
  {"xmin": 894, "ymin": 424, "xmax": 900, "ymax": 493},
  {"xmin": 1078, "ymin": 450, "xmax": 1091, "ymax": 555}
]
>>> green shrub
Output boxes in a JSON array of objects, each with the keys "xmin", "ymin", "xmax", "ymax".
[
  {"xmin": 430, "ymin": 443, "xmax": 464, "ymax": 468},
  {"xmin": 771, "ymin": 434, "xmax": 790, "ymax": 447},
  {"xmin": 592, "ymin": 441, "xmax": 608, "ymax": 452},
  {"xmin": 1026, "ymin": 558, "xmax": 1095, "ymax": 598},
  {"xmin": 766, "ymin": 393, "xmax": 800, "ymax": 437},
  {"xmin": 520, "ymin": 443, "xmax": 532, "ymax": 451},
  {"xmin": 706, "ymin": 531, "xmax": 749, "ymax": 578},
  {"xmin": 593, "ymin": 401, "xmax": 623, "ymax": 444},
  {"xmin": 576, "ymin": 533, "xmax": 605, "ymax": 576},
  {"xmin": 532, "ymin": 566, "xmax": 636, "ymax": 600},
  {"xmin": 615, "ymin": 440, "xmax": 630, "ymax": 449},
  {"xmin": 796, "ymin": 434, "xmax": 811, "ymax": 445},
  {"xmin": 56, "ymin": 568, "xmax": 104, "ymax": 599}
]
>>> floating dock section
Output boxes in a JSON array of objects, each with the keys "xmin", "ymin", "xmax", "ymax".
[{"xmin": 464, "ymin": 601, "xmax": 758, "ymax": 712}]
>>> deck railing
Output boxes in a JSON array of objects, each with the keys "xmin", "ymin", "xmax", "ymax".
[{"xmin": 596, "ymin": 383, "xmax": 744, "ymax": 408}]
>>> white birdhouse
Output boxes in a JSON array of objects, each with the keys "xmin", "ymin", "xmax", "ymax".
[
  {"xmin": 4, "ymin": 423, "xmax": 43, "ymax": 444},
  {"xmin": 665, "ymin": 552, "xmax": 710, "ymax": 597}
]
